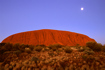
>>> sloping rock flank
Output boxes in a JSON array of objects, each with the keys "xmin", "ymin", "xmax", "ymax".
[{"xmin": 2, "ymin": 29, "xmax": 95, "ymax": 46}]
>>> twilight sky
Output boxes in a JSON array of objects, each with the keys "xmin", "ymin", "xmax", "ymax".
[{"xmin": 0, "ymin": 0, "xmax": 105, "ymax": 45}]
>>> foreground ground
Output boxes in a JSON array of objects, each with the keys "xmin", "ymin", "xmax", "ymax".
[{"xmin": 0, "ymin": 46, "xmax": 105, "ymax": 70}]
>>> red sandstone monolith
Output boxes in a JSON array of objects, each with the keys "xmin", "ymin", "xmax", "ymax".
[{"xmin": 2, "ymin": 29, "xmax": 95, "ymax": 46}]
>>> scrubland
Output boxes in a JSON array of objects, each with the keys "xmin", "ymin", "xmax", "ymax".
[{"xmin": 0, "ymin": 42, "xmax": 105, "ymax": 70}]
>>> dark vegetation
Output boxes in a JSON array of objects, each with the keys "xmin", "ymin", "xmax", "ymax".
[
  {"xmin": 0, "ymin": 43, "xmax": 34, "ymax": 54},
  {"xmin": 0, "ymin": 43, "xmax": 70, "ymax": 63},
  {"xmin": 86, "ymin": 41, "xmax": 105, "ymax": 52},
  {"xmin": 48, "ymin": 44, "xmax": 64, "ymax": 51},
  {"xmin": 34, "ymin": 46, "xmax": 43, "ymax": 52},
  {"xmin": 0, "ymin": 42, "xmax": 105, "ymax": 70},
  {"xmin": 0, "ymin": 42, "xmax": 105, "ymax": 64},
  {"xmin": 64, "ymin": 47, "xmax": 73, "ymax": 53},
  {"xmin": 0, "ymin": 42, "xmax": 105, "ymax": 56},
  {"xmin": 0, "ymin": 43, "xmax": 35, "ymax": 62}
]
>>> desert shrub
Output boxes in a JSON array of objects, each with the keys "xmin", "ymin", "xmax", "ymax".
[
  {"xmin": 102, "ymin": 45, "xmax": 105, "ymax": 52},
  {"xmin": 53, "ymin": 44, "xmax": 63, "ymax": 48},
  {"xmin": 0, "ymin": 54, "xmax": 5, "ymax": 62},
  {"xmin": 13, "ymin": 44, "xmax": 34, "ymax": 52},
  {"xmin": 84, "ymin": 50, "xmax": 95, "ymax": 55},
  {"xmin": 74, "ymin": 44, "xmax": 80, "ymax": 49},
  {"xmin": 48, "ymin": 52, "xmax": 54, "ymax": 56},
  {"xmin": 13, "ymin": 50, "xmax": 21, "ymax": 56},
  {"xmin": 75, "ymin": 46, "xmax": 81, "ymax": 49},
  {"xmin": 24, "ymin": 44, "xmax": 30, "ymax": 48},
  {"xmin": 48, "ymin": 44, "xmax": 63, "ymax": 51},
  {"xmin": 78, "ymin": 47, "xmax": 85, "ymax": 52},
  {"xmin": 57, "ymin": 48, "xmax": 63, "ymax": 52},
  {"xmin": 44, "ymin": 47, "xmax": 50, "ymax": 51},
  {"xmin": 59, "ymin": 61, "xmax": 68, "ymax": 69},
  {"xmin": 22, "ymin": 44, "xmax": 35, "ymax": 51},
  {"xmin": 28, "ymin": 45, "xmax": 34, "ymax": 51},
  {"xmin": 51, "ymin": 47, "xmax": 57, "ymax": 51},
  {"xmin": 48, "ymin": 44, "xmax": 63, "ymax": 48},
  {"xmin": 12, "ymin": 43, "xmax": 20, "ymax": 51},
  {"xmin": 36, "ymin": 44, "xmax": 46, "ymax": 48},
  {"xmin": 82, "ymin": 55, "xmax": 88, "ymax": 59},
  {"xmin": 78, "ymin": 49, "xmax": 84, "ymax": 52},
  {"xmin": 0, "ymin": 43, "xmax": 13, "ymax": 54},
  {"xmin": 86, "ymin": 41, "xmax": 102, "ymax": 52},
  {"xmin": 0, "ymin": 46, "xmax": 8, "ymax": 54},
  {"xmin": 25, "ymin": 48, "xmax": 31, "ymax": 53},
  {"xmin": 34, "ymin": 46, "xmax": 43, "ymax": 52},
  {"xmin": 48, "ymin": 45, "xmax": 56, "ymax": 51},
  {"xmin": 78, "ymin": 46, "xmax": 95, "ymax": 54},
  {"xmin": 83, "ymin": 46, "xmax": 91, "ymax": 50},
  {"xmin": 93, "ymin": 43, "xmax": 102, "ymax": 52},
  {"xmin": 86, "ymin": 41, "xmax": 97, "ymax": 48},
  {"xmin": 3, "ymin": 43, "xmax": 13, "ymax": 51},
  {"xmin": 86, "ymin": 56, "xmax": 95, "ymax": 62},
  {"xmin": 82, "ymin": 55, "xmax": 95, "ymax": 62},
  {"xmin": 64, "ymin": 47, "xmax": 73, "ymax": 53},
  {"xmin": 31, "ymin": 56, "xmax": 39, "ymax": 63},
  {"xmin": 80, "ymin": 46, "xmax": 95, "ymax": 55},
  {"xmin": 48, "ymin": 44, "xmax": 55, "ymax": 49},
  {"xmin": 0, "ymin": 43, "xmax": 6, "ymax": 47},
  {"xmin": 18, "ymin": 44, "xmax": 27, "ymax": 52}
]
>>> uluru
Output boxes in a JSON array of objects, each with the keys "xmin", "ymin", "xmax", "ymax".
[
  {"xmin": 1, "ymin": 29, "xmax": 105, "ymax": 70},
  {"xmin": 2, "ymin": 29, "xmax": 95, "ymax": 46}
]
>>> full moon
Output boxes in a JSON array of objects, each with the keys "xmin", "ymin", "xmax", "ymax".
[{"xmin": 81, "ymin": 8, "xmax": 84, "ymax": 10}]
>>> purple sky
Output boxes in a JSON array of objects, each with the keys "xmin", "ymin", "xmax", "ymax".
[{"xmin": 0, "ymin": 0, "xmax": 105, "ymax": 45}]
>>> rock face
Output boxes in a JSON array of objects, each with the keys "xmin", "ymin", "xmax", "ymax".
[{"xmin": 2, "ymin": 29, "xmax": 95, "ymax": 46}]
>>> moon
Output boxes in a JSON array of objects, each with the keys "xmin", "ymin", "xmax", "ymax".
[{"xmin": 81, "ymin": 8, "xmax": 84, "ymax": 10}]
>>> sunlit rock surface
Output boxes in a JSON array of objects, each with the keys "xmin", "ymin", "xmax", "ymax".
[{"xmin": 2, "ymin": 29, "xmax": 95, "ymax": 46}]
